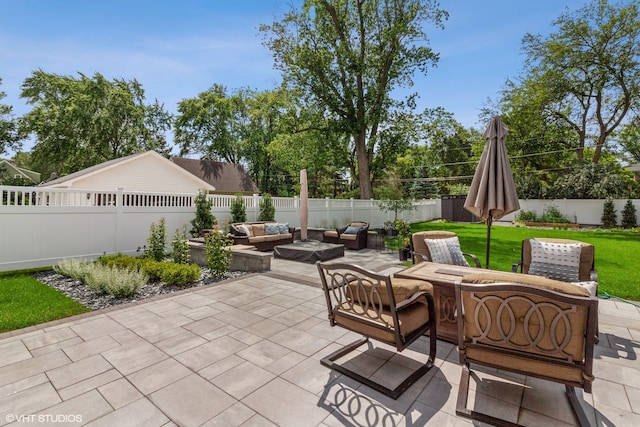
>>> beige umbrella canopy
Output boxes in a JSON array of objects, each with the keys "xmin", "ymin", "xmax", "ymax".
[{"xmin": 464, "ymin": 116, "xmax": 520, "ymax": 268}]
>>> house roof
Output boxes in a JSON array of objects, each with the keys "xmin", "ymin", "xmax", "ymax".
[
  {"xmin": 40, "ymin": 151, "xmax": 215, "ymax": 191},
  {"xmin": 0, "ymin": 159, "xmax": 41, "ymax": 184},
  {"xmin": 627, "ymin": 163, "xmax": 640, "ymax": 172},
  {"xmin": 170, "ymin": 157, "xmax": 259, "ymax": 194}
]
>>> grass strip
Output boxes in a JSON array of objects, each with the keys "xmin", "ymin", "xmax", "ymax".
[{"xmin": 0, "ymin": 274, "xmax": 90, "ymax": 333}]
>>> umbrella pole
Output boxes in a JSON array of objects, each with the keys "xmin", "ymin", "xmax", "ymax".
[{"xmin": 485, "ymin": 214, "xmax": 492, "ymax": 269}]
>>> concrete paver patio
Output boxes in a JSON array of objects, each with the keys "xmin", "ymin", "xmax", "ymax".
[{"xmin": 0, "ymin": 248, "xmax": 639, "ymax": 426}]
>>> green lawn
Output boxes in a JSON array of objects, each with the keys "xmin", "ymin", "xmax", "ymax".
[
  {"xmin": 0, "ymin": 275, "xmax": 90, "ymax": 333},
  {"xmin": 411, "ymin": 221, "xmax": 640, "ymax": 301}
]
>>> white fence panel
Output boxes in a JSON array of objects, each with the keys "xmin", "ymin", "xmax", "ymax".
[{"xmin": 3, "ymin": 184, "xmax": 636, "ymax": 272}]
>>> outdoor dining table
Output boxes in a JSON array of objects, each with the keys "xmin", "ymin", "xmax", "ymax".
[{"xmin": 393, "ymin": 261, "xmax": 533, "ymax": 343}]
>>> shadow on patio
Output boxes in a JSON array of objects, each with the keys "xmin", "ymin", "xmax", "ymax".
[{"xmin": 0, "ymin": 249, "xmax": 637, "ymax": 426}]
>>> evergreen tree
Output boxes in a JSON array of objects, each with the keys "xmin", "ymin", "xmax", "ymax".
[
  {"xmin": 622, "ymin": 199, "xmax": 638, "ymax": 229},
  {"xmin": 601, "ymin": 198, "xmax": 617, "ymax": 228}
]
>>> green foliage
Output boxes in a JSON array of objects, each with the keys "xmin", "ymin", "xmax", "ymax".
[
  {"xmin": 97, "ymin": 253, "xmax": 200, "ymax": 285},
  {"xmin": 19, "ymin": 70, "xmax": 171, "ymax": 175},
  {"xmin": 260, "ymin": 0, "xmax": 448, "ymax": 198},
  {"xmin": 551, "ymin": 162, "xmax": 628, "ymax": 199},
  {"xmin": 56, "ymin": 258, "xmax": 147, "ymax": 298},
  {"xmin": 444, "ymin": 183, "xmax": 470, "ymax": 196},
  {"xmin": 539, "ymin": 205, "xmax": 570, "ymax": 223},
  {"xmin": 376, "ymin": 172, "xmax": 415, "ymax": 220},
  {"xmin": 144, "ymin": 218, "xmax": 167, "ymax": 261},
  {"xmin": 501, "ymin": 0, "xmax": 640, "ymax": 165},
  {"xmin": 258, "ymin": 194, "xmax": 275, "ymax": 221},
  {"xmin": 516, "ymin": 210, "xmax": 538, "ymax": 222},
  {"xmin": 205, "ymin": 232, "xmax": 232, "ymax": 279},
  {"xmin": 0, "ymin": 274, "xmax": 89, "ymax": 332},
  {"xmin": 171, "ymin": 225, "xmax": 191, "ymax": 264},
  {"xmin": 84, "ymin": 265, "xmax": 148, "ymax": 297},
  {"xmin": 230, "ymin": 194, "xmax": 247, "ymax": 223},
  {"xmin": 54, "ymin": 258, "xmax": 92, "ymax": 283},
  {"xmin": 514, "ymin": 172, "xmax": 547, "ymax": 199},
  {"xmin": 393, "ymin": 219, "xmax": 411, "ymax": 247},
  {"xmin": 158, "ymin": 263, "xmax": 201, "ymax": 286},
  {"xmin": 190, "ymin": 190, "xmax": 216, "ymax": 236},
  {"xmin": 0, "ymin": 78, "xmax": 23, "ymax": 156},
  {"xmin": 601, "ymin": 198, "xmax": 618, "ymax": 228},
  {"xmin": 622, "ymin": 200, "xmax": 638, "ymax": 229}
]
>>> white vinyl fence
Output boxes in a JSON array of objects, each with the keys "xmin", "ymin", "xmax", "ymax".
[
  {"xmin": 1, "ymin": 185, "xmax": 637, "ymax": 272},
  {"xmin": 0, "ymin": 186, "xmax": 438, "ymax": 272}
]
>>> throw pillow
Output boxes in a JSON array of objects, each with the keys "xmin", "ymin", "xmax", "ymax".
[
  {"xmin": 264, "ymin": 223, "xmax": 280, "ymax": 235},
  {"xmin": 237, "ymin": 224, "xmax": 252, "ymax": 237},
  {"xmin": 277, "ymin": 223, "xmax": 289, "ymax": 234},
  {"xmin": 528, "ymin": 239, "xmax": 581, "ymax": 282},
  {"xmin": 343, "ymin": 225, "xmax": 362, "ymax": 235},
  {"xmin": 424, "ymin": 237, "xmax": 470, "ymax": 267}
]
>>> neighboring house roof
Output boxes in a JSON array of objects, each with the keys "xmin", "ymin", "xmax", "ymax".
[
  {"xmin": 40, "ymin": 151, "xmax": 215, "ymax": 192},
  {"xmin": 170, "ymin": 157, "xmax": 259, "ymax": 195},
  {"xmin": 0, "ymin": 159, "xmax": 41, "ymax": 184},
  {"xmin": 627, "ymin": 163, "xmax": 640, "ymax": 172}
]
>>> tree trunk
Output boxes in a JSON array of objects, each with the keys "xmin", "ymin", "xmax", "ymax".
[{"xmin": 355, "ymin": 130, "xmax": 373, "ymax": 199}]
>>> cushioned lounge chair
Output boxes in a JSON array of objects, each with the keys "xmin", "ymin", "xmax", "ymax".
[
  {"xmin": 455, "ymin": 274, "xmax": 598, "ymax": 426},
  {"xmin": 317, "ymin": 262, "xmax": 436, "ymax": 399},
  {"xmin": 323, "ymin": 222, "xmax": 369, "ymax": 250},
  {"xmin": 410, "ymin": 230, "xmax": 481, "ymax": 268}
]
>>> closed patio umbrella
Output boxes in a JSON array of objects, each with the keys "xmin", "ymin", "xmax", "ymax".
[
  {"xmin": 464, "ymin": 116, "xmax": 520, "ymax": 268},
  {"xmin": 300, "ymin": 169, "xmax": 308, "ymax": 241}
]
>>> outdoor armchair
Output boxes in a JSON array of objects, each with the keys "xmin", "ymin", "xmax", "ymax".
[
  {"xmin": 512, "ymin": 238, "xmax": 597, "ymax": 296},
  {"xmin": 455, "ymin": 274, "xmax": 598, "ymax": 426},
  {"xmin": 316, "ymin": 261, "xmax": 436, "ymax": 399},
  {"xmin": 323, "ymin": 221, "xmax": 369, "ymax": 250},
  {"xmin": 410, "ymin": 230, "xmax": 482, "ymax": 268}
]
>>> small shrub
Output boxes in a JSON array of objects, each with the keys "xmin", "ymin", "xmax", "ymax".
[
  {"xmin": 601, "ymin": 198, "xmax": 617, "ymax": 228},
  {"xmin": 56, "ymin": 259, "xmax": 147, "ymax": 298},
  {"xmin": 171, "ymin": 225, "xmax": 191, "ymax": 264},
  {"xmin": 622, "ymin": 199, "xmax": 637, "ymax": 229},
  {"xmin": 205, "ymin": 231, "xmax": 232, "ymax": 279},
  {"xmin": 144, "ymin": 218, "xmax": 167, "ymax": 261},
  {"xmin": 540, "ymin": 205, "xmax": 569, "ymax": 223},
  {"xmin": 54, "ymin": 258, "xmax": 92, "ymax": 282},
  {"xmin": 258, "ymin": 194, "xmax": 275, "ymax": 222},
  {"xmin": 191, "ymin": 190, "xmax": 216, "ymax": 236},
  {"xmin": 160, "ymin": 263, "xmax": 201, "ymax": 286},
  {"xmin": 515, "ymin": 210, "xmax": 538, "ymax": 222},
  {"xmin": 230, "ymin": 194, "xmax": 247, "ymax": 223},
  {"xmin": 83, "ymin": 264, "xmax": 147, "ymax": 297},
  {"xmin": 140, "ymin": 259, "xmax": 165, "ymax": 281},
  {"xmin": 97, "ymin": 253, "xmax": 143, "ymax": 270}
]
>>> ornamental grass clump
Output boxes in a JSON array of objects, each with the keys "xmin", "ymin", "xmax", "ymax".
[
  {"xmin": 56, "ymin": 258, "xmax": 147, "ymax": 298},
  {"xmin": 84, "ymin": 264, "xmax": 148, "ymax": 297},
  {"xmin": 54, "ymin": 258, "xmax": 92, "ymax": 282}
]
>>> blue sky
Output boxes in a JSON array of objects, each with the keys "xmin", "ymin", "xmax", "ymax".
[{"xmin": 1, "ymin": 0, "xmax": 586, "ymax": 155}]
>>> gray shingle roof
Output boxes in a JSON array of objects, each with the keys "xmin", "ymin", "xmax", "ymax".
[{"xmin": 170, "ymin": 157, "xmax": 259, "ymax": 194}]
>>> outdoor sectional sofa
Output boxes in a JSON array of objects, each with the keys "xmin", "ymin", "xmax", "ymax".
[{"xmin": 229, "ymin": 221, "xmax": 294, "ymax": 251}]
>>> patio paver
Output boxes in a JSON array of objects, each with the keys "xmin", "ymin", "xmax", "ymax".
[{"xmin": 0, "ymin": 248, "xmax": 638, "ymax": 426}]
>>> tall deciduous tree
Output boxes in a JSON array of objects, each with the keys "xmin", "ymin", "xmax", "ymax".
[
  {"xmin": 260, "ymin": 0, "xmax": 447, "ymax": 199},
  {"xmin": 174, "ymin": 84, "xmax": 244, "ymax": 164},
  {"xmin": 506, "ymin": 0, "xmax": 640, "ymax": 164},
  {"xmin": 19, "ymin": 70, "xmax": 172, "ymax": 175},
  {"xmin": 0, "ymin": 78, "xmax": 23, "ymax": 156}
]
